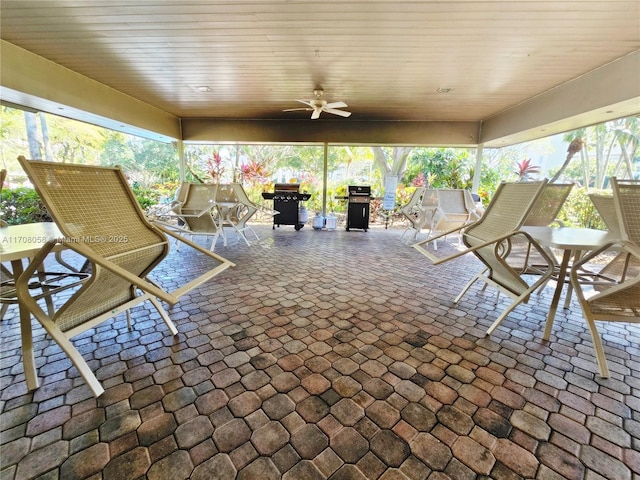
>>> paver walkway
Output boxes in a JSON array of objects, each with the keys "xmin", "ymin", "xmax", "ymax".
[{"xmin": 1, "ymin": 223, "xmax": 638, "ymax": 480}]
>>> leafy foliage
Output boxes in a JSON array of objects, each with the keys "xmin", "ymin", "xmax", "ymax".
[
  {"xmin": 560, "ymin": 187, "xmax": 607, "ymax": 230},
  {"xmin": 404, "ymin": 148, "xmax": 473, "ymax": 188},
  {"xmin": 0, "ymin": 187, "xmax": 51, "ymax": 225}
]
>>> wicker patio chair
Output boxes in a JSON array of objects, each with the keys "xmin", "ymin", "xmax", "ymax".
[
  {"xmin": 16, "ymin": 157, "xmax": 234, "ymax": 397},
  {"xmin": 413, "ymin": 180, "xmax": 555, "ymax": 334},
  {"xmin": 570, "ymin": 178, "xmax": 640, "ymax": 377},
  {"xmin": 155, "ymin": 182, "xmax": 226, "ymax": 251},
  {"xmin": 515, "ymin": 183, "xmax": 574, "ymax": 276},
  {"xmin": 464, "ymin": 189, "xmax": 484, "ymax": 221},
  {"xmin": 1, "ymin": 169, "xmax": 87, "ymax": 320},
  {"xmin": 570, "ymin": 194, "xmax": 639, "ymax": 291},
  {"xmin": 523, "ymin": 183, "xmax": 573, "ymax": 227},
  {"xmin": 399, "ymin": 186, "xmax": 426, "ymax": 243}
]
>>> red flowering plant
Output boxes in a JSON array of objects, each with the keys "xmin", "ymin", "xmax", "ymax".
[
  {"xmin": 411, "ymin": 172, "xmax": 426, "ymax": 187},
  {"xmin": 206, "ymin": 151, "xmax": 225, "ymax": 183},
  {"xmin": 515, "ymin": 158, "xmax": 540, "ymax": 181},
  {"xmin": 240, "ymin": 158, "xmax": 271, "ymax": 186}
]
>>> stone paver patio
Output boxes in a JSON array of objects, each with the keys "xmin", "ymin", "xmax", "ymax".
[{"xmin": 1, "ymin": 223, "xmax": 638, "ymax": 480}]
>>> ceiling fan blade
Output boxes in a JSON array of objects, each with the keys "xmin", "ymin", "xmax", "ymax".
[
  {"xmin": 323, "ymin": 108, "xmax": 351, "ymax": 117},
  {"xmin": 324, "ymin": 101, "xmax": 347, "ymax": 109},
  {"xmin": 283, "ymin": 108, "xmax": 312, "ymax": 112},
  {"xmin": 295, "ymin": 99, "xmax": 314, "ymax": 107},
  {"xmin": 311, "ymin": 109, "xmax": 322, "ymax": 120}
]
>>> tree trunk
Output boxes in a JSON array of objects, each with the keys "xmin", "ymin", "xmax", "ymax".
[
  {"xmin": 549, "ymin": 138, "xmax": 584, "ymax": 183},
  {"xmin": 371, "ymin": 146, "xmax": 413, "ymax": 187},
  {"xmin": 24, "ymin": 112, "xmax": 41, "ymax": 159},
  {"xmin": 39, "ymin": 112, "xmax": 54, "ymax": 161}
]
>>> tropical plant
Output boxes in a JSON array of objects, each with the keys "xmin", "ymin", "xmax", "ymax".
[
  {"xmin": 240, "ymin": 158, "xmax": 271, "ymax": 186},
  {"xmin": 514, "ymin": 158, "xmax": 540, "ymax": 181}
]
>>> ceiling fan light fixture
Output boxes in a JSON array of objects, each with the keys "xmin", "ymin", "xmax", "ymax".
[{"xmin": 283, "ymin": 89, "xmax": 351, "ymax": 119}]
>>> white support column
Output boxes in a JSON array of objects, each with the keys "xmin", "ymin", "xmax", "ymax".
[
  {"xmin": 176, "ymin": 140, "xmax": 185, "ymax": 182},
  {"xmin": 472, "ymin": 145, "xmax": 483, "ymax": 194},
  {"xmin": 322, "ymin": 142, "xmax": 329, "ymax": 216}
]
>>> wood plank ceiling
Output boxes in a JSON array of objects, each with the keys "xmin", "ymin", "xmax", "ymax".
[{"xmin": 1, "ymin": 1, "xmax": 639, "ymax": 135}]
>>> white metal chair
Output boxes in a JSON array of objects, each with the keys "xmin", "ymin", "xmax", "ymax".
[
  {"xmin": 570, "ymin": 178, "xmax": 640, "ymax": 377},
  {"xmin": 413, "ymin": 181, "xmax": 555, "ymax": 334},
  {"xmin": 215, "ymin": 184, "xmax": 252, "ymax": 246},
  {"xmin": 229, "ymin": 183, "xmax": 260, "ymax": 243},
  {"xmin": 399, "ymin": 186, "xmax": 426, "ymax": 243},
  {"xmin": 16, "ymin": 157, "xmax": 234, "ymax": 397},
  {"xmin": 420, "ymin": 189, "xmax": 476, "ymax": 250}
]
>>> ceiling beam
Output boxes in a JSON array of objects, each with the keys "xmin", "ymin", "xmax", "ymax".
[
  {"xmin": 480, "ymin": 50, "xmax": 640, "ymax": 147},
  {"xmin": 180, "ymin": 118, "xmax": 479, "ymax": 146},
  {"xmin": 0, "ymin": 40, "xmax": 181, "ymax": 142}
]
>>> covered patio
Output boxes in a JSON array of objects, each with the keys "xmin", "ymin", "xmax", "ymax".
[
  {"xmin": 1, "ymin": 2, "xmax": 639, "ymax": 479},
  {"xmin": 1, "ymin": 225, "xmax": 638, "ymax": 479}
]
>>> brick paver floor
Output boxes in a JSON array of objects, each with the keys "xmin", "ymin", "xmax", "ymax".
[{"xmin": 1, "ymin": 223, "xmax": 638, "ymax": 479}]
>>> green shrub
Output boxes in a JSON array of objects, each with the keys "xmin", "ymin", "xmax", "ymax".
[
  {"xmin": 559, "ymin": 187, "xmax": 607, "ymax": 230},
  {"xmin": 0, "ymin": 187, "xmax": 51, "ymax": 225},
  {"xmin": 131, "ymin": 183, "xmax": 162, "ymax": 212},
  {"xmin": 1, "ymin": 183, "xmax": 165, "ymax": 225}
]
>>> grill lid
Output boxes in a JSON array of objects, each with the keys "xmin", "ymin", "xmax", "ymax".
[
  {"xmin": 274, "ymin": 183, "xmax": 300, "ymax": 192},
  {"xmin": 348, "ymin": 185, "xmax": 371, "ymax": 195}
]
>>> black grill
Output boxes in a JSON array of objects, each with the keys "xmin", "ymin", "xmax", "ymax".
[
  {"xmin": 262, "ymin": 184, "xmax": 311, "ymax": 231},
  {"xmin": 346, "ymin": 185, "xmax": 371, "ymax": 232}
]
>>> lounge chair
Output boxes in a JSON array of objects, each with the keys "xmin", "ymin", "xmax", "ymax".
[
  {"xmin": 420, "ymin": 189, "xmax": 476, "ymax": 250},
  {"xmin": 399, "ymin": 186, "xmax": 426, "ymax": 243},
  {"xmin": 16, "ymin": 157, "xmax": 234, "ymax": 397},
  {"xmin": 413, "ymin": 181, "xmax": 555, "ymax": 334},
  {"xmin": 156, "ymin": 182, "xmax": 225, "ymax": 251},
  {"xmin": 230, "ymin": 182, "xmax": 261, "ymax": 243},
  {"xmin": 570, "ymin": 178, "xmax": 640, "ymax": 377}
]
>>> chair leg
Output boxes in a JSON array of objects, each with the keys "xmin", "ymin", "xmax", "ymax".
[
  {"xmin": 244, "ymin": 226, "xmax": 260, "ymax": 243},
  {"xmin": 20, "ymin": 304, "xmax": 39, "ymax": 391},
  {"xmin": 486, "ymin": 272, "xmax": 552, "ymax": 336},
  {"xmin": 148, "ymin": 296, "xmax": 178, "ymax": 336},
  {"xmin": 454, "ymin": 272, "xmax": 483, "ymax": 304},
  {"xmin": 36, "ymin": 268, "xmax": 56, "ymax": 316},
  {"xmin": 583, "ymin": 315, "xmax": 610, "ymax": 378},
  {"xmin": 30, "ymin": 312, "xmax": 105, "ymax": 397},
  {"xmin": 208, "ymin": 231, "xmax": 221, "ymax": 252},
  {"xmin": 235, "ymin": 228, "xmax": 251, "ymax": 247},
  {"xmin": 485, "ymin": 291, "xmax": 530, "ymax": 336}
]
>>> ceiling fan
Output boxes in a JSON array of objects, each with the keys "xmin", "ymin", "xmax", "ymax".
[{"xmin": 283, "ymin": 89, "xmax": 351, "ymax": 119}]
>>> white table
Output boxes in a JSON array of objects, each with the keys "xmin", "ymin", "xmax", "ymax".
[
  {"xmin": 1, "ymin": 222, "xmax": 63, "ymax": 390},
  {"xmin": 522, "ymin": 226, "xmax": 617, "ymax": 340}
]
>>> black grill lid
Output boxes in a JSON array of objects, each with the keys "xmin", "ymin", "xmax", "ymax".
[{"xmin": 348, "ymin": 185, "xmax": 371, "ymax": 195}]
